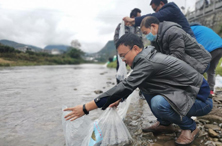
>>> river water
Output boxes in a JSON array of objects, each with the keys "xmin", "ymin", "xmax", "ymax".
[{"xmin": 0, "ymin": 64, "xmax": 120, "ymax": 146}]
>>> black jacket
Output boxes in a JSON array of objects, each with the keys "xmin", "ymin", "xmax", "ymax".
[{"xmin": 135, "ymin": 2, "xmax": 195, "ymax": 37}]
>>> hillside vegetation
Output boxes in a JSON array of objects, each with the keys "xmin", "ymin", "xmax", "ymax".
[{"xmin": 0, "ymin": 43, "xmax": 87, "ymax": 67}]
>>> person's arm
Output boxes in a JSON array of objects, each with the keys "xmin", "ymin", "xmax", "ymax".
[
  {"xmin": 134, "ymin": 7, "xmax": 175, "ymax": 27},
  {"xmin": 122, "ymin": 17, "xmax": 135, "ymax": 26}
]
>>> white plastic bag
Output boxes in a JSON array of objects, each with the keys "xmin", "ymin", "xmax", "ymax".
[
  {"xmin": 62, "ymin": 106, "xmax": 92, "ymax": 146},
  {"xmin": 116, "ymin": 54, "xmax": 127, "ymax": 82},
  {"xmin": 62, "ymin": 107, "xmax": 133, "ymax": 146},
  {"xmin": 215, "ymin": 75, "xmax": 222, "ymax": 89},
  {"xmin": 81, "ymin": 108, "xmax": 133, "ymax": 146},
  {"xmin": 116, "ymin": 20, "xmax": 128, "ymax": 82},
  {"xmin": 117, "ymin": 87, "xmax": 139, "ymax": 120}
]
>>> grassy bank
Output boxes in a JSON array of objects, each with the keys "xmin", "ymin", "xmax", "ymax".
[
  {"xmin": 107, "ymin": 58, "xmax": 222, "ymax": 76},
  {"xmin": 0, "ymin": 44, "xmax": 88, "ymax": 67},
  {"xmin": 0, "ymin": 53, "xmax": 85, "ymax": 67}
]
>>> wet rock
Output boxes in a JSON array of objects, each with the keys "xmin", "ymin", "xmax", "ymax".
[
  {"xmin": 205, "ymin": 141, "xmax": 216, "ymax": 146},
  {"xmin": 199, "ymin": 119, "xmax": 210, "ymax": 124},
  {"xmin": 220, "ymin": 138, "xmax": 222, "ymax": 142},
  {"xmin": 94, "ymin": 90, "xmax": 103, "ymax": 94},
  {"xmin": 199, "ymin": 115, "xmax": 222, "ymax": 123},
  {"xmin": 163, "ymin": 140, "xmax": 176, "ymax": 146},
  {"xmin": 199, "ymin": 131, "xmax": 209, "ymax": 137},
  {"xmin": 209, "ymin": 129, "xmax": 219, "ymax": 138},
  {"xmin": 73, "ymin": 88, "xmax": 77, "ymax": 90},
  {"xmin": 215, "ymin": 142, "xmax": 222, "ymax": 146},
  {"xmin": 214, "ymin": 122, "xmax": 218, "ymax": 125},
  {"xmin": 106, "ymin": 81, "xmax": 112, "ymax": 84},
  {"xmin": 197, "ymin": 124, "xmax": 205, "ymax": 130},
  {"xmin": 134, "ymin": 129, "xmax": 142, "ymax": 135},
  {"xmin": 219, "ymin": 123, "xmax": 222, "ymax": 128},
  {"xmin": 149, "ymin": 143, "xmax": 162, "ymax": 146},
  {"xmin": 205, "ymin": 124, "xmax": 221, "ymax": 131},
  {"xmin": 129, "ymin": 121, "xmax": 138, "ymax": 126},
  {"xmin": 141, "ymin": 132, "xmax": 154, "ymax": 138},
  {"xmin": 100, "ymin": 72, "xmax": 107, "ymax": 75},
  {"xmin": 156, "ymin": 135, "xmax": 173, "ymax": 141},
  {"xmin": 132, "ymin": 116, "xmax": 140, "ymax": 120},
  {"xmin": 213, "ymin": 138, "xmax": 219, "ymax": 142}
]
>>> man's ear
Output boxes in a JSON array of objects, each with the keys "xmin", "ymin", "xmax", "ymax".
[
  {"xmin": 133, "ymin": 45, "xmax": 141, "ymax": 53},
  {"xmin": 160, "ymin": 1, "xmax": 165, "ymax": 6}
]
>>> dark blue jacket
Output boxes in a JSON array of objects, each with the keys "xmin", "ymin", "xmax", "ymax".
[{"xmin": 135, "ymin": 2, "xmax": 194, "ymax": 37}]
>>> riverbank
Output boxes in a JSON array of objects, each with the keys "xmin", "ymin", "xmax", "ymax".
[{"xmin": 0, "ymin": 56, "xmax": 85, "ymax": 67}]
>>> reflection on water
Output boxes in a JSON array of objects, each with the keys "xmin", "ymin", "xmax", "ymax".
[{"xmin": 0, "ymin": 64, "xmax": 116, "ymax": 146}]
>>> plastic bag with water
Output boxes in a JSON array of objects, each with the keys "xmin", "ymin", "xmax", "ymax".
[
  {"xmin": 116, "ymin": 20, "xmax": 127, "ymax": 82},
  {"xmin": 81, "ymin": 108, "xmax": 133, "ymax": 146},
  {"xmin": 62, "ymin": 106, "xmax": 92, "ymax": 146},
  {"xmin": 62, "ymin": 107, "xmax": 133, "ymax": 146}
]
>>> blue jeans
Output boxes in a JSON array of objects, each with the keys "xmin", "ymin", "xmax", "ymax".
[{"xmin": 144, "ymin": 94, "xmax": 213, "ymax": 131}]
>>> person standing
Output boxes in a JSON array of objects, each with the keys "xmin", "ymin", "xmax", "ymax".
[
  {"xmin": 190, "ymin": 23, "xmax": 222, "ymax": 96},
  {"xmin": 114, "ymin": 8, "xmax": 142, "ymax": 83}
]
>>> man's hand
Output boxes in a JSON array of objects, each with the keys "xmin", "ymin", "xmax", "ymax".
[
  {"xmin": 109, "ymin": 99, "xmax": 121, "ymax": 108},
  {"xmin": 123, "ymin": 17, "xmax": 135, "ymax": 26},
  {"xmin": 64, "ymin": 105, "xmax": 85, "ymax": 121}
]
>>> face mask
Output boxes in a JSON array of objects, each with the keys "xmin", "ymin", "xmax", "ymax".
[{"xmin": 145, "ymin": 28, "xmax": 157, "ymax": 41}]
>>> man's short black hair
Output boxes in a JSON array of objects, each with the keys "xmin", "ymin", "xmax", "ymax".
[
  {"xmin": 140, "ymin": 16, "xmax": 160, "ymax": 28},
  {"xmin": 130, "ymin": 8, "xmax": 141, "ymax": 18},
  {"xmin": 116, "ymin": 33, "xmax": 144, "ymax": 49},
  {"xmin": 150, "ymin": 0, "xmax": 168, "ymax": 5}
]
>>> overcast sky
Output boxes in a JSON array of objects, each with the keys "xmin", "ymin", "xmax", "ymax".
[{"xmin": 0, "ymin": 0, "xmax": 195, "ymax": 53}]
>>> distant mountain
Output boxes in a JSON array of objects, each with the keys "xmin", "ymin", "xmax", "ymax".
[
  {"xmin": 85, "ymin": 40, "xmax": 116, "ymax": 62},
  {"xmin": 0, "ymin": 39, "xmax": 42, "ymax": 51},
  {"xmin": 44, "ymin": 45, "xmax": 70, "ymax": 52},
  {"xmin": 97, "ymin": 40, "xmax": 116, "ymax": 57}
]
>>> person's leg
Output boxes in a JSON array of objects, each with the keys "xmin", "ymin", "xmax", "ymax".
[
  {"xmin": 175, "ymin": 98, "xmax": 213, "ymax": 145},
  {"xmin": 207, "ymin": 48, "xmax": 222, "ymax": 91},
  {"xmin": 150, "ymin": 95, "xmax": 196, "ymax": 131},
  {"xmin": 142, "ymin": 94, "xmax": 175, "ymax": 133},
  {"xmin": 143, "ymin": 93, "xmax": 171, "ymax": 125},
  {"xmin": 186, "ymin": 98, "xmax": 213, "ymax": 117}
]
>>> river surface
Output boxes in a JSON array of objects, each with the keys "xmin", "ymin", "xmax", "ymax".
[{"xmin": 0, "ymin": 64, "xmax": 120, "ymax": 146}]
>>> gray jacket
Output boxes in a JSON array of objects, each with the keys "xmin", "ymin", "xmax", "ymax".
[
  {"xmin": 97, "ymin": 48, "xmax": 203, "ymax": 117},
  {"xmin": 152, "ymin": 21, "xmax": 211, "ymax": 74}
]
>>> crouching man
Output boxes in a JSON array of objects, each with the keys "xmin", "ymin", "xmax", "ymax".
[{"xmin": 64, "ymin": 33, "xmax": 213, "ymax": 146}]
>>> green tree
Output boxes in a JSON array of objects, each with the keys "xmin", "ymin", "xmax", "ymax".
[{"xmin": 67, "ymin": 47, "xmax": 84, "ymax": 59}]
